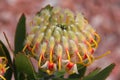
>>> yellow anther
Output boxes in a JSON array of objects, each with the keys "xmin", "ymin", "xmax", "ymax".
[{"xmin": 95, "ymin": 51, "xmax": 111, "ymax": 60}]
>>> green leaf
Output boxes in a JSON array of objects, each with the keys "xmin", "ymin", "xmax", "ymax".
[
  {"xmin": 0, "ymin": 41, "xmax": 13, "ymax": 80},
  {"xmin": 83, "ymin": 63, "xmax": 115, "ymax": 80},
  {"xmin": 83, "ymin": 68, "xmax": 100, "ymax": 80},
  {"xmin": 15, "ymin": 53, "xmax": 36, "ymax": 79},
  {"xmin": 69, "ymin": 64, "xmax": 86, "ymax": 79},
  {"xmin": 14, "ymin": 14, "xmax": 26, "ymax": 54}
]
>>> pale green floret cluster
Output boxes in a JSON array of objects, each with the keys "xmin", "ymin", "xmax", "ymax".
[{"xmin": 23, "ymin": 6, "xmax": 101, "ymax": 74}]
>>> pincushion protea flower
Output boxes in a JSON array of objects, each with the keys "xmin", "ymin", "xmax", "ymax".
[
  {"xmin": 0, "ymin": 57, "xmax": 9, "ymax": 80},
  {"xmin": 22, "ymin": 5, "xmax": 110, "ymax": 75}
]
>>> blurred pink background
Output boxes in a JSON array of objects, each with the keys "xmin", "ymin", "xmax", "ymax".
[{"xmin": 0, "ymin": 0, "xmax": 120, "ymax": 80}]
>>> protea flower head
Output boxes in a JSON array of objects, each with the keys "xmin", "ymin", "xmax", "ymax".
[
  {"xmin": 0, "ymin": 57, "xmax": 9, "ymax": 80},
  {"xmin": 23, "ymin": 5, "xmax": 110, "ymax": 75}
]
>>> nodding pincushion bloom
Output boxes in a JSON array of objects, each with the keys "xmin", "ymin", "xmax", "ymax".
[
  {"xmin": 0, "ymin": 57, "xmax": 9, "ymax": 80},
  {"xmin": 23, "ymin": 6, "xmax": 110, "ymax": 75}
]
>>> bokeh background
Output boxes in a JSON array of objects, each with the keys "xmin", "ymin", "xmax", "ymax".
[{"xmin": 0, "ymin": 0, "xmax": 120, "ymax": 80}]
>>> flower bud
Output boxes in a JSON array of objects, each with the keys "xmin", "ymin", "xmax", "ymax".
[
  {"xmin": 68, "ymin": 31, "xmax": 77, "ymax": 42},
  {"xmin": 35, "ymin": 33, "xmax": 44, "ymax": 44},
  {"xmin": 25, "ymin": 34, "xmax": 35, "ymax": 45},
  {"xmin": 39, "ymin": 26, "xmax": 47, "ymax": 32},
  {"xmin": 49, "ymin": 37, "xmax": 55, "ymax": 49},
  {"xmin": 45, "ymin": 29, "xmax": 52, "ymax": 41},
  {"xmin": 62, "ymin": 36, "xmax": 69, "ymax": 49},
  {"xmin": 53, "ymin": 30, "xmax": 61, "ymax": 43},
  {"xmin": 69, "ymin": 40, "xmax": 78, "ymax": 52},
  {"xmin": 40, "ymin": 42, "xmax": 47, "ymax": 54},
  {"xmin": 75, "ymin": 13, "xmax": 85, "ymax": 30},
  {"xmin": 63, "ymin": 30, "xmax": 68, "ymax": 39},
  {"xmin": 56, "ymin": 44, "xmax": 63, "ymax": 56},
  {"xmin": 23, "ymin": 5, "xmax": 102, "ymax": 75}
]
